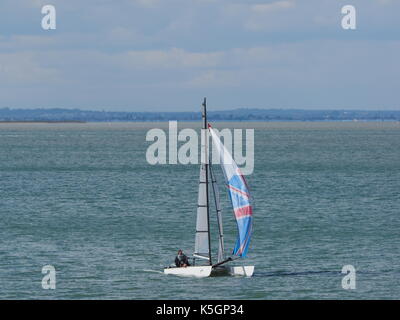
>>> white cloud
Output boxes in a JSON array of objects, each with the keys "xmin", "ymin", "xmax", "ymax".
[
  {"xmin": 0, "ymin": 52, "xmax": 58, "ymax": 85},
  {"xmin": 251, "ymin": 1, "xmax": 295, "ymax": 13},
  {"xmin": 222, "ymin": 0, "xmax": 296, "ymax": 32},
  {"xmin": 188, "ymin": 69, "xmax": 240, "ymax": 87},
  {"xmin": 119, "ymin": 48, "xmax": 224, "ymax": 69}
]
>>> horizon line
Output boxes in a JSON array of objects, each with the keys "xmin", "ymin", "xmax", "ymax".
[{"xmin": 1, "ymin": 107, "xmax": 400, "ymax": 113}]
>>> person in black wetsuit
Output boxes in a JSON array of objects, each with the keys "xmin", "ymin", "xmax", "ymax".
[{"xmin": 175, "ymin": 249, "xmax": 190, "ymax": 267}]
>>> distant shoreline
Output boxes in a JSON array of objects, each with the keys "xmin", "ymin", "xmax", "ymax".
[
  {"xmin": 0, "ymin": 120, "xmax": 399, "ymax": 124},
  {"xmin": 1, "ymin": 107, "xmax": 400, "ymax": 122},
  {"xmin": 0, "ymin": 121, "xmax": 86, "ymax": 123}
]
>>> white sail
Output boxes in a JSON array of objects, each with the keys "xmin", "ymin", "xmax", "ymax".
[
  {"xmin": 194, "ymin": 163, "xmax": 210, "ymax": 260},
  {"xmin": 194, "ymin": 98, "xmax": 211, "ymax": 263}
]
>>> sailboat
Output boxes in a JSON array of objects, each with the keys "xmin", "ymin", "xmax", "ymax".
[{"xmin": 164, "ymin": 98, "xmax": 254, "ymax": 278}]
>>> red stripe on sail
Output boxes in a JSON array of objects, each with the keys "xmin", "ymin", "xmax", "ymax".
[
  {"xmin": 227, "ymin": 184, "xmax": 250, "ymax": 199},
  {"xmin": 234, "ymin": 205, "xmax": 253, "ymax": 219},
  {"xmin": 237, "ymin": 170, "xmax": 250, "ymax": 191}
]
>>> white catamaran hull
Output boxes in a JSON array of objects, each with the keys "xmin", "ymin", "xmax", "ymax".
[
  {"xmin": 164, "ymin": 266, "xmax": 212, "ymax": 278},
  {"xmin": 164, "ymin": 265, "xmax": 254, "ymax": 278},
  {"xmin": 211, "ymin": 265, "xmax": 254, "ymax": 277}
]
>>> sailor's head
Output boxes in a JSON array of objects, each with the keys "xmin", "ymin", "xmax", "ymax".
[{"xmin": 177, "ymin": 249, "xmax": 183, "ymax": 255}]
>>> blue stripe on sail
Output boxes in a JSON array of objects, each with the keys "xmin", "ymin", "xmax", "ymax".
[
  {"xmin": 227, "ymin": 175, "xmax": 253, "ymax": 257},
  {"xmin": 232, "ymin": 216, "xmax": 253, "ymax": 257},
  {"xmin": 227, "ymin": 175, "xmax": 250, "ymax": 209},
  {"xmin": 228, "ymin": 190, "xmax": 250, "ymax": 209}
]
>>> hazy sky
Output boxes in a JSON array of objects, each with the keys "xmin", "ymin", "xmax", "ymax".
[{"xmin": 0, "ymin": 0, "xmax": 399, "ymax": 111}]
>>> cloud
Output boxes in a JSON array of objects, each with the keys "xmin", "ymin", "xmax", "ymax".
[
  {"xmin": 120, "ymin": 48, "xmax": 224, "ymax": 69},
  {"xmin": 251, "ymin": 1, "xmax": 295, "ymax": 13},
  {"xmin": 0, "ymin": 52, "xmax": 58, "ymax": 85},
  {"xmin": 0, "ymin": 1, "xmax": 400, "ymax": 110},
  {"xmin": 188, "ymin": 70, "xmax": 240, "ymax": 87},
  {"xmin": 222, "ymin": 1, "xmax": 297, "ymax": 32}
]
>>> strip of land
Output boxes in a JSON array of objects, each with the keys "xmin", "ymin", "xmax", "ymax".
[
  {"xmin": 0, "ymin": 120, "xmax": 86, "ymax": 123},
  {"xmin": 0, "ymin": 108, "xmax": 399, "ymax": 122}
]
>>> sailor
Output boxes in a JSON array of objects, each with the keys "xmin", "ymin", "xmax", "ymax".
[{"xmin": 175, "ymin": 249, "xmax": 190, "ymax": 267}]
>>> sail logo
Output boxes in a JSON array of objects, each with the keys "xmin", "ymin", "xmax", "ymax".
[{"xmin": 146, "ymin": 121, "xmax": 254, "ymax": 175}]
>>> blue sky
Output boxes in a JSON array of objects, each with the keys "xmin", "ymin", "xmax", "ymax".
[{"xmin": 0, "ymin": 0, "xmax": 399, "ymax": 111}]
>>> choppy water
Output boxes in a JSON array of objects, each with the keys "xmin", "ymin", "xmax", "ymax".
[{"xmin": 0, "ymin": 121, "xmax": 399, "ymax": 299}]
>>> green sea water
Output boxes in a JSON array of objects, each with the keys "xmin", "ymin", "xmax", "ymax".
[{"xmin": 0, "ymin": 121, "xmax": 399, "ymax": 299}]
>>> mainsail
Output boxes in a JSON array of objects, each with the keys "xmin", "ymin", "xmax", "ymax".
[
  {"xmin": 209, "ymin": 126, "xmax": 253, "ymax": 258},
  {"xmin": 194, "ymin": 163, "xmax": 211, "ymax": 261}
]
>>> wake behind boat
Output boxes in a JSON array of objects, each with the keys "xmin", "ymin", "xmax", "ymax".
[{"xmin": 164, "ymin": 98, "xmax": 254, "ymax": 278}]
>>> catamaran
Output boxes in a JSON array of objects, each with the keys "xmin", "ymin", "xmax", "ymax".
[{"xmin": 164, "ymin": 98, "xmax": 254, "ymax": 278}]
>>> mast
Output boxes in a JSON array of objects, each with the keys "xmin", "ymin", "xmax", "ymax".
[
  {"xmin": 202, "ymin": 97, "xmax": 212, "ymax": 265},
  {"xmin": 194, "ymin": 98, "xmax": 212, "ymax": 265}
]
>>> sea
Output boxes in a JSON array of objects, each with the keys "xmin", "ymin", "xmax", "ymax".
[{"xmin": 0, "ymin": 121, "xmax": 399, "ymax": 299}]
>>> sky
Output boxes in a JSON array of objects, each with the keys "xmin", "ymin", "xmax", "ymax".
[{"xmin": 0, "ymin": 0, "xmax": 399, "ymax": 111}]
